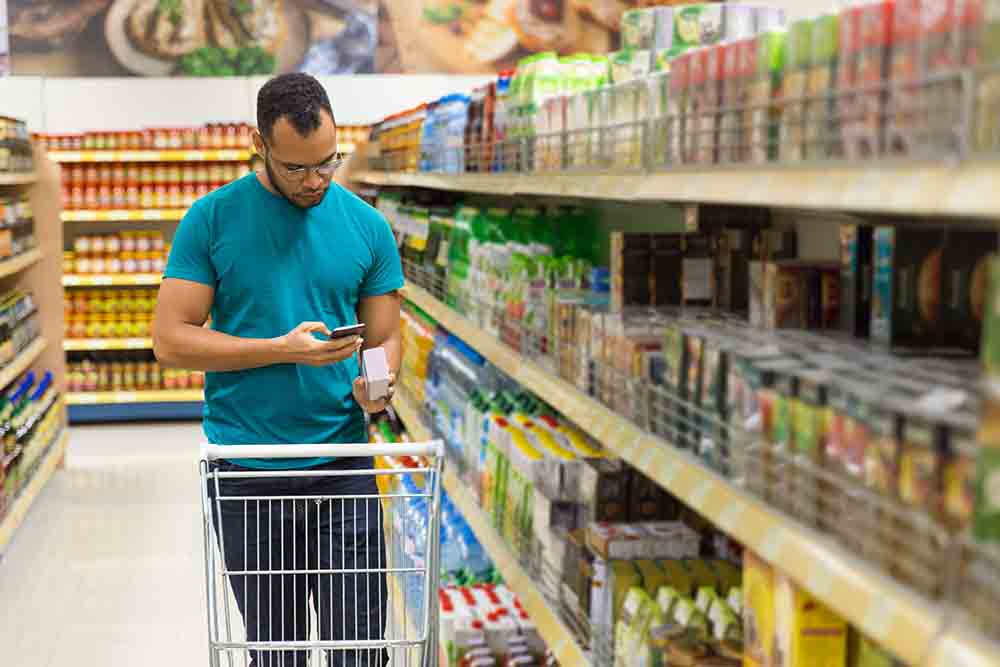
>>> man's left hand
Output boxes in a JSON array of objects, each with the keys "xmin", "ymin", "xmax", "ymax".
[{"xmin": 352, "ymin": 372, "xmax": 396, "ymax": 414}]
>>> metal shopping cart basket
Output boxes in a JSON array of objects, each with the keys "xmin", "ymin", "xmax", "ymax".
[{"xmin": 200, "ymin": 441, "xmax": 445, "ymax": 667}]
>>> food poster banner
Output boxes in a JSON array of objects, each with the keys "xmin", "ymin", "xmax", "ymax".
[
  {"xmin": 378, "ymin": 0, "xmax": 624, "ymax": 74},
  {"xmin": 1, "ymin": 0, "xmax": 9, "ymax": 75},
  {"xmin": 8, "ymin": 0, "xmax": 378, "ymax": 76}
]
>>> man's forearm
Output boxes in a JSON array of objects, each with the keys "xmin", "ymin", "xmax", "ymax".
[{"xmin": 155, "ymin": 323, "xmax": 287, "ymax": 372}]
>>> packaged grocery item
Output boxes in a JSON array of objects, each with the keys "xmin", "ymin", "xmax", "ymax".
[
  {"xmin": 720, "ymin": 37, "xmax": 754, "ymax": 163},
  {"xmin": 780, "ymin": 18, "xmax": 814, "ymax": 162},
  {"xmin": 888, "ymin": 0, "xmax": 922, "ymax": 156},
  {"xmin": 622, "ymin": 8, "xmax": 659, "ymax": 52},
  {"xmin": 611, "ymin": 232, "xmax": 652, "ymax": 312},
  {"xmin": 856, "ymin": 1, "xmax": 896, "ymax": 158},
  {"xmin": 806, "ymin": 12, "xmax": 840, "ymax": 160},
  {"xmin": 742, "ymin": 551, "xmax": 775, "ymax": 667},
  {"xmin": 941, "ymin": 230, "xmax": 997, "ymax": 351},
  {"xmin": 578, "ymin": 457, "xmax": 628, "ymax": 524},
  {"xmin": 921, "ymin": 0, "xmax": 963, "ymax": 154},
  {"xmin": 683, "ymin": 233, "xmax": 715, "ymax": 306},
  {"xmin": 590, "ymin": 558, "xmax": 641, "ymax": 634},
  {"xmin": 669, "ymin": 52, "xmax": 691, "ymax": 164},
  {"xmin": 686, "ymin": 47, "xmax": 709, "ymax": 165},
  {"xmin": 840, "ymin": 225, "xmax": 874, "ymax": 338},
  {"xmin": 871, "ymin": 227, "xmax": 946, "ymax": 349},
  {"xmin": 700, "ymin": 43, "xmax": 727, "ymax": 164},
  {"xmin": 975, "ymin": 382, "xmax": 1000, "ymax": 543},
  {"xmin": 774, "ymin": 573, "xmax": 848, "ymax": 667},
  {"xmin": 614, "ymin": 587, "xmax": 662, "ymax": 667},
  {"xmin": 974, "ymin": 0, "xmax": 1000, "ymax": 151},
  {"xmin": 897, "ymin": 404, "xmax": 942, "ymax": 516}
]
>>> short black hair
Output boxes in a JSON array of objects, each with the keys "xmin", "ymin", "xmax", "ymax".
[{"xmin": 256, "ymin": 73, "xmax": 335, "ymax": 142}]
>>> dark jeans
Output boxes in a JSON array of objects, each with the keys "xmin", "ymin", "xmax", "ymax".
[{"xmin": 208, "ymin": 457, "xmax": 388, "ymax": 667}]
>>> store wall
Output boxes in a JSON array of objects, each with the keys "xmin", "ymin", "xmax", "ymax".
[{"xmin": 0, "ymin": 74, "xmax": 491, "ymax": 132}]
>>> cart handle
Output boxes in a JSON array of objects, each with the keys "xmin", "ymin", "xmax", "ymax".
[{"xmin": 200, "ymin": 440, "xmax": 445, "ymax": 461}]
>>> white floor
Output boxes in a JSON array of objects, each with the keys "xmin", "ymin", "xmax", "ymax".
[{"xmin": 0, "ymin": 422, "xmax": 210, "ymax": 666}]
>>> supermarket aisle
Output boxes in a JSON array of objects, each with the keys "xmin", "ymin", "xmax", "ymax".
[{"xmin": 0, "ymin": 422, "xmax": 208, "ymax": 666}]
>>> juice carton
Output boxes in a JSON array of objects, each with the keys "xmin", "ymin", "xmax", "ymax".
[
  {"xmin": 806, "ymin": 13, "xmax": 840, "ymax": 160},
  {"xmin": 888, "ymin": 0, "xmax": 922, "ymax": 156},
  {"xmin": 857, "ymin": 1, "xmax": 896, "ymax": 158},
  {"xmin": 780, "ymin": 18, "xmax": 814, "ymax": 162},
  {"xmin": 838, "ymin": 5, "xmax": 865, "ymax": 158},
  {"xmin": 743, "ymin": 551, "xmax": 776, "ymax": 667},
  {"xmin": 774, "ymin": 573, "xmax": 848, "ymax": 667},
  {"xmin": 749, "ymin": 29, "xmax": 787, "ymax": 163}
]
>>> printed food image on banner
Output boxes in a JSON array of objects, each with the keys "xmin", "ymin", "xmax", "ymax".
[
  {"xmin": 0, "ymin": 0, "xmax": 9, "ymax": 75},
  {"xmin": 378, "ymin": 0, "xmax": 624, "ymax": 73},
  {"xmin": 8, "ymin": 0, "xmax": 377, "ymax": 76}
]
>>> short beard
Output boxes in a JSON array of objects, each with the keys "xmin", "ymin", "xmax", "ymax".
[{"xmin": 264, "ymin": 155, "xmax": 319, "ymax": 209}]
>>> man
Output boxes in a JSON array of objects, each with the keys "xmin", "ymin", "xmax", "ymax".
[{"xmin": 153, "ymin": 73, "xmax": 402, "ymax": 667}]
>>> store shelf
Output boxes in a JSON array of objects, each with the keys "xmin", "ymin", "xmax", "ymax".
[
  {"xmin": 67, "ymin": 389, "xmax": 202, "ymax": 405},
  {"xmin": 400, "ymin": 284, "xmax": 977, "ymax": 667},
  {"xmin": 0, "ymin": 429, "xmax": 68, "ymax": 554},
  {"xmin": 62, "ymin": 209, "xmax": 186, "ymax": 222},
  {"xmin": 0, "ymin": 249, "xmax": 43, "ymax": 279},
  {"xmin": 0, "ymin": 338, "xmax": 48, "ymax": 391},
  {"xmin": 358, "ymin": 161, "xmax": 1000, "ymax": 218},
  {"xmin": 393, "ymin": 389, "xmax": 592, "ymax": 667},
  {"xmin": 67, "ymin": 389, "xmax": 203, "ymax": 423},
  {"xmin": 64, "ymin": 338, "xmax": 152, "ymax": 351},
  {"xmin": 62, "ymin": 273, "xmax": 162, "ymax": 287},
  {"xmin": 48, "ymin": 149, "xmax": 250, "ymax": 163},
  {"xmin": 0, "ymin": 172, "xmax": 37, "ymax": 186}
]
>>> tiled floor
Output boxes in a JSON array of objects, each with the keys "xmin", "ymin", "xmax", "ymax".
[{"xmin": 0, "ymin": 422, "xmax": 210, "ymax": 666}]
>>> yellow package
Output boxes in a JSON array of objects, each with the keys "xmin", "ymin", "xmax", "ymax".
[
  {"xmin": 774, "ymin": 573, "xmax": 848, "ymax": 667},
  {"xmin": 610, "ymin": 560, "xmax": 642, "ymax": 630},
  {"xmin": 658, "ymin": 559, "xmax": 694, "ymax": 596},
  {"xmin": 614, "ymin": 587, "xmax": 663, "ymax": 667},
  {"xmin": 636, "ymin": 560, "xmax": 668, "ymax": 597},
  {"xmin": 743, "ymin": 551, "xmax": 776, "ymax": 667}
]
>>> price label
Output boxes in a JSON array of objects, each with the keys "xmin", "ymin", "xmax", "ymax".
[
  {"xmin": 109, "ymin": 210, "xmax": 132, "ymax": 221},
  {"xmin": 126, "ymin": 338, "xmax": 151, "ymax": 349},
  {"xmin": 115, "ymin": 392, "xmax": 138, "ymax": 404},
  {"xmin": 184, "ymin": 151, "xmax": 203, "ymax": 161},
  {"xmin": 76, "ymin": 394, "xmax": 99, "ymax": 404},
  {"xmin": 64, "ymin": 276, "xmax": 81, "ymax": 286},
  {"xmin": 93, "ymin": 276, "xmax": 112, "ymax": 286},
  {"xmin": 142, "ymin": 210, "xmax": 163, "ymax": 220}
]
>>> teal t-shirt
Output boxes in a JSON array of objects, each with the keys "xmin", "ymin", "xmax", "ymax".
[{"xmin": 164, "ymin": 174, "xmax": 404, "ymax": 469}]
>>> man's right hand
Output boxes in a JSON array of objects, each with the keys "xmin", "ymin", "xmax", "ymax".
[{"xmin": 278, "ymin": 321, "xmax": 362, "ymax": 367}]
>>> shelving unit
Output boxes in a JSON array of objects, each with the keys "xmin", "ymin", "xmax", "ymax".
[
  {"xmin": 0, "ymin": 172, "xmax": 37, "ymax": 187},
  {"xmin": 49, "ymin": 149, "xmax": 250, "ymax": 163},
  {"xmin": 357, "ymin": 162, "xmax": 1000, "ymax": 218},
  {"xmin": 397, "ymin": 282, "xmax": 1000, "ymax": 667},
  {"xmin": 61, "ymin": 209, "xmax": 187, "ymax": 222},
  {"xmin": 62, "ymin": 274, "xmax": 162, "ymax": 287},
  {"xmin": 0, "ymin": 136, "xmax": 70, "ymax": 554},
  {"xmin": 66, "ymin": 389, "xmax": 203, "ymax": 423},
  {"xmin": 393, "ymin": 389, "xmax": 592, "ymax": 667},
  {"xmin": 64, "ymin": 338, "xmax": 152, "ymax": 351},
  {"xmin": 0, "ymin": 249, "xmax": 43, "ymax": 280},
  {"xmin": 0, "ymin": 429, "xmax": 69, "ymax": 555}
]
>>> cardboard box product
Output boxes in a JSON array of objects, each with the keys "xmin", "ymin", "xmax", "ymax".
[
  {"xmin": 651, "ymin": 233, "xmax": 683, "ymax": 306},
  {"xmin": 942, "ymin": 230, "xmax": 997, "ymax": 351},
  {"xmin": 774, "ymin": 572, "xmax": 848, "ymax": 667},
  {"xmin": 628, "ymin": 467, "xmax": 679, "ymax": 521},
  {"xmin": 587, "ymin": 521, "xmax": 701, "ymax": 561},
  {"xmin": 362, "ymin": 347, "xmax": 391, "ymax": 401},
  {"xmin": 871, "ymin": 227, "xmax": 946, "ymax": 349},
  {"xmin": 683, "ymin": 233, "xmax": 716, "ymax": 306},
  {"xmin": 590, "ymin": 558, "xmax": 642, "ymax": 633},
  {"xmin": 841, "ymin": 225, "xmax": 874, "ymax": 337},
  {"xmin": 743, "ymin": 551, "xmax": 777, "ymax": 667},
  {"xmin": 578, "ymin": 457, "xmax": 629, "ymax": 525}
]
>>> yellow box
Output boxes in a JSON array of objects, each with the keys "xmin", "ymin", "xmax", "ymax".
[
  {"xmin": 774, "ymin": 572, "xmax": 848, "ymax": 667},
  {"xmin": 743, "ymin": 551, "xmax": 776, "ymax": 667}
]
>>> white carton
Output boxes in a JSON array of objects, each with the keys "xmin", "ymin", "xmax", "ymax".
[{"xmin": 361, "ymin": 347, "xmax": 391, "ymax": 401}]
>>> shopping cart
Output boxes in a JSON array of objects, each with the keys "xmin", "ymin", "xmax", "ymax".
[{"xmin": 199, "ymin": 441, "xmax": 445, "ymax": 667}]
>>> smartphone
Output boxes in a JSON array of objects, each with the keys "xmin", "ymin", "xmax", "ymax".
[{"xmin": 330, "ymin": 323, "xmax": 366, "ymax": 339}]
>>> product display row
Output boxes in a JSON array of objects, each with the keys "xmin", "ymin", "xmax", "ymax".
[
  {"xmin": 34, "ymin": 123, "xmax": 370, "ymax": 154},
  {"xmin": 64, "ymin": 289, "xmax": 156, "ymax": 341},
  {"xmin": 371, "ymin": 0, "xmax": 1000, "ymax": 177},
  {"xmin": 395, "ymin": 303, "xmax": 906, "ymax": 667},
  {"xmin": 0, "ymin": 372, "xmax": 62, "ymax": 523},
  {"xmin": 0, "ymin": 117, "xmax": 34, "ymax": 175},
  {"xmin": 0, "ymin": 194, "xmax": 38, "ymax": 261},
  {"xmin": 63, "ymin": 162, "xmax": 250, "ymax": 187},
  {"xmin": 64, "ymin": 232, "xmax": 168, "ymax": 276},
  {"xmin": 66, "ymin": 352, "xmax": 204, "ymax": 395}
]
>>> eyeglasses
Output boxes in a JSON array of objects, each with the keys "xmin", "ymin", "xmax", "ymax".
[{"xmin": 267, "ymin": 149, "xmax": 345, "ymax": 182}]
